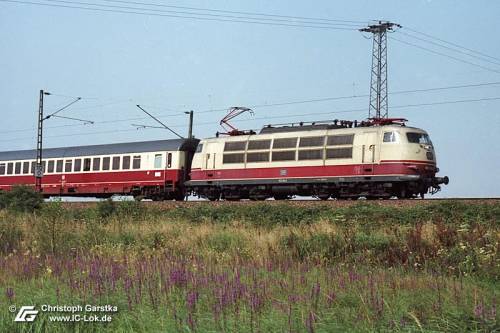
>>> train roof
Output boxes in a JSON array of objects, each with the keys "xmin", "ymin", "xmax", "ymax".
[{"xmin": 0, "ymin": 138, "xmax": 199, "ymax": 161}]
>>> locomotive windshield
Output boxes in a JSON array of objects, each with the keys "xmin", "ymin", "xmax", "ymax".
[{"xmin": 406, "ymin": 132, "xmax": 432, "ymax": 145}]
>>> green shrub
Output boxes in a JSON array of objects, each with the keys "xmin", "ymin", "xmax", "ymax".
[
  {"xmin": 280, "ymin": 232, "xmax": 345, "ymax": 261},
  {"xmin": 206, "ymin": 232, "xmax": 247, "ymax": 253},
  {"xmin": 0, "ymin": 217, "xmax": 23, "ymax": 254},
  {"xmin": 0, "ymin": 186, "xmax": 43, "ymax": 213},
  {"xmin": 96, "ymin": 198, "xmax": 117, "ymax": 219}
]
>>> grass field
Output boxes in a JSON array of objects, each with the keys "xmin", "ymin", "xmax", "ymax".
[{"xmin": 1, "ymin": 200, "xmax": 498, "ymax": 332}]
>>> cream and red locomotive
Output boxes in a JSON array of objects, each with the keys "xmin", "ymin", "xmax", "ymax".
[
  {"xmin": 0, "ymin": 118, "xmax": 448, "ymax": 200},
  {"xmin": 188, "ymin": 118, "xmax": 449, "ymax": 200}
]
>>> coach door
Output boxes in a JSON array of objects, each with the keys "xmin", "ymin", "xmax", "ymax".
[{"xmin": 361, "ymin": 132, "xmax": 378, "ymax": 175}]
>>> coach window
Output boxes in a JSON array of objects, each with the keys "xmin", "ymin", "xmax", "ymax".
[
  {"xmin": 74, "ymin": 159, "xmax": 82, "ymax": 172},
  {"xmin": 122, "ymin": 156, "xmax": 131, "ymax": 170},
  {"xmin": 92, "ymin": 158, "xmax": 101, "ymax": 171},
  {"xmin": 154, "ymin": 154, "xmax": 162, "ymax": 169},
  {"xmin": 102, "ymin": 157, "xmax": 110, "ymax": 171},
  {"xmin": 383, "ymin": 131, "xmax": 399, "ymax": 143},
  {"xmin": 65, "ymin": 160, "xmax": 73, "ymax": 172},
  {"xmin": 112, "ymin": 156, "xmax": 120, "ymax": 170},
  {"xmin": 30, "ymin": 161, "xmax": 35, "ymax": 174},
  {"xmin": 23, "ymin": 161, "xmax": 30, "ymax": 174},
  {"xmin": 0, "ymin": 163, "xmax": 5, "ymax": 175},
  {"xmin": 132, "ymin": 156, "xmax": 141, "ymax": 169},
  {"xmin": 56, "ymin": 160, "xmax": 63, "ymax": 173},
  {"xmin": 299, "ymin": 136, "xmax": 325, "ymax": 147},
  {"xmin": 273, "ymin": 137, "xmax": 297, "ymax": 149},
  {"xmin": 47, "ymin": 160, "xmax": 55, "ymax": 173},
  {"xmin": 298, "ymin": 149, "xmax": 323, "ymax": 160},
  {"xmin": 167, "ymin": 153, "xmax": 172, "ymax": 168},
  {"xmin": 83, "ymin": 158, "xmax": 91, "ymax": 172},
  {"xmin": 14, "ymin": 162, "xmax": 22, "ymax": 174},
  {"xmin": 7, "ymin": 163, "xmax": 14, "ymax": 175}
]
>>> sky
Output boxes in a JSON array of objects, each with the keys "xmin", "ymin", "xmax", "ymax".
[{"xmin": 0, "ymin": 0, "xmax": 499, "ymax": 198}]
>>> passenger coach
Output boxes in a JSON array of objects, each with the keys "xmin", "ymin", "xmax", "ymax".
[{"xmin": 0, "ymin": 139, "xmax": 199, "ymax": 200}]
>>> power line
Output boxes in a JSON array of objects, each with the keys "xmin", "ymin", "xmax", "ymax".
[
  {"xmin": 100, "ymin": 0, "xmax": 367, "ymax": 24},
  {"xmin": 404, "ymin": 27, "xmax": 500, "ymax": 63},
  {"xmin": 389, "ymin": 36, "xmax": 500, "ymax": 74},
  {"xmin": 398, "ymin": 31, "xmax": 500, "ymax": 67},
  {"xmin": 2, "ymin": 95, "xmax": 499, "ymax": 144},
  {"xmin": 0, "ymin": 0, "xmax": 358, "ymax": 31},
  {"xmin": 2, "ymin": 80, "xmax": 500, "ymax": 135}
]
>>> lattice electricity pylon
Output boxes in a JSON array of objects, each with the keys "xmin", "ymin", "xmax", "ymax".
[{"xmin": 360, "ymin": 21, "xmax": 401, "ymax": 119}]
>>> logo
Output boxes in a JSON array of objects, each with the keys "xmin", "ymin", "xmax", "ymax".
[{"xmin": 14, "ymin": 306, "xmax": 39, "ymax": 322}]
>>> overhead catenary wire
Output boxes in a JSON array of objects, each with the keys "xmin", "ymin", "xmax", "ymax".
[
  {"xmin": 2, "ymin": 80, "xmax": 500, "ymax": 135},
  {"xmin": 1, "ymin": 95, "xmax": 499, "ymax": 144},
  {"xmin": 0, "ymin": 0, "xmax": 358, "ymax": 31},
  {"xmin": 404, "ymin": 27, "xmax": 500, "ymax": 63},
  {"xmin": 389, "ymin": 36, "xmax": 500, "ymax": 74}
]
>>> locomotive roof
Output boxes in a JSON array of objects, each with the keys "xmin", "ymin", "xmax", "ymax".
[{"xmin": 0, "ymin": 138, "xmax": 199, "ymax": 161}]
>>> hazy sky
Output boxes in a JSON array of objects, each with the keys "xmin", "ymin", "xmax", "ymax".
[{"xmin": 1, "ymin": 0, "xmax": 499, "ymax": 197}]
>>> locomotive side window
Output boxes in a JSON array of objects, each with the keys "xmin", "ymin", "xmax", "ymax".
[
  {"xmin": 247, "ymin": 140, "xmax": 271, "ymax": 150},
  {"xmin": 65, "ymin": 160, "xmax": 72, "ymax": 172},
  {"xmin": 195, "ymin": 144, "xmax": 203, "ymax": 153},
  {"xmin": 383, "ymin": 131, "xmax": 399, "ymax": 143},
  {"xmin": 47, "ymin": 160, "xmax": 55, "ymax": 173},
  {"xmin": 298, "ymin": 149, "xmax": 323, "ymax": 160},
  {"xmin": 23, "ymin": 161, "xmax": 30, "ymax": 174},
  {"xmin": 92, "ymin": 158, "xmax": 100, "ymax": 171},
  {"xmin": 246, "ymin": 152, "xmax": 269, "ymax": 162},
  {"xmin": 56, "ymin": 160, "xmax": 63, "ymax": 173},
  {"xmin": 132, "ymin": 156, "xmax": 141, "ymax": 169},
  {"xmin": 272, "ymin": 151, "xmax": 296, "ymax": 161},
  {"xmin": 327, "ymin": 134, "xmax": 354, "ymax": 145},
  {"xmin": 326, "ymin": 148, "xmax": 353, "ymax": 159},
  {"xmin": 74, "ymin": 159, "xmax": 82, "ymax": 172},
  {"xmin": 0, "ymin": 163, "xmax": 5, "ymax": 175},
  {"xmin": 15, "ymin": 162, "xmax": 22, "ymax": 174},
  {"xmin": 102, "ymin": 157, "xmax": 110, "ymax": 171},
  {"xmin": 299, "ymin": 136, "xmax": 325, "ymax": 147},
  {"xmin": 7, "ymin": 163, "xmax": 13, "ymax": 175},
  {"xmin": 223, "ymin": 153, "xmax": 245, "ymax": 164},
  {"xmin": 122, "ymin": 156, "xmax": 131, "ymax": 170},
  {"xmin": 112, "ymin": 156, "xmax": 120, "ymax": 170},
  {"xmin": 154, "ymin": 154, "xmax": 162, "ymax": 168},
  {"xmin": 273, "ymin": 137, "xmax": 298, "ymax": 149},
  {"xmin": 224, "ymin": 141, "xmax": 247, "ymax": 151},
  {"xmin": 83, "ymin": 158, "xmax": 91, "ymax": 171}
]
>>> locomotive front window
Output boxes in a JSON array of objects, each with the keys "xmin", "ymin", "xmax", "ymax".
[
  {"xmin": 92, "ymin": 158, "xmax": 100, "ymax": 171},
  {"xmin": 0, "ymin": 163, "xmax": 6, "ymax": 175},
  {"xmin": 133, "ymin": 156, "xmax": 141, "ymax": 169},
  {"xmin": 47, "ymin": 160, "xmax": 55, "ymax": 173},
  {"xmin": 406, "ymin": 132, "xmax": 432, "ymax": 145},
  {"xmin": 195, "ymin": 144, "xmax": 203, "ymax": 153},
  {"xmin": 383, "ymin": 131, "xmax": 400, "ymax": 143}
]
